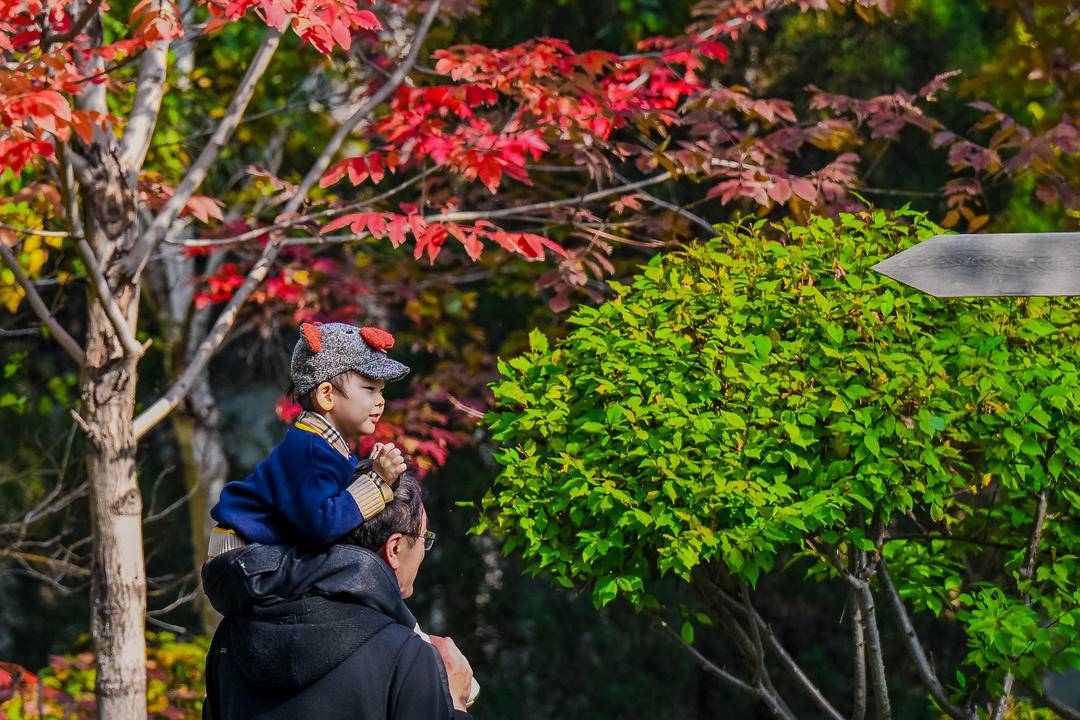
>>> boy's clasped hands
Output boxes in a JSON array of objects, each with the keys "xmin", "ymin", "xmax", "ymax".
[{"xmin": 370, "ymin": 442, "xmax": 407, "ymax": 486}]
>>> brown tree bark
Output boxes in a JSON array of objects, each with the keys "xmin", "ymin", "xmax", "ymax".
[
  {"xmin": 72, "ymin": 2, "xmax": 150, "ymax": 703},
  {"xmin": 80, "ymin": 290, "xmax": 147, "ymax": 720}
]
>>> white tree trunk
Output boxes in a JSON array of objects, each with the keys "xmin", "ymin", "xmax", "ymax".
[{"xmin": 81, "ymin": 298, "xmax": 147, "ymax": 720}]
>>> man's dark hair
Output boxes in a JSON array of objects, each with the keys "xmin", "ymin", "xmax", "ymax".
[
  {"xmin": 343, "ymin": 473, "xmax": 424, "ymax": 552},
  {"xmin": 286, "ymin": 370, "xmax": 363, "ymax": 412}
]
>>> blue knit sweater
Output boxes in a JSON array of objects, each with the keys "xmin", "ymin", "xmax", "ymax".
[{"xmin": 211, "ymin": 427, "xmax": 362, "ymax": 546}]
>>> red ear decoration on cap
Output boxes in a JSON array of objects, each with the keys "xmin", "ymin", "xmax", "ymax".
[
  {"xmin": 360, "ymin": 327, "xmax": 395, "ymax": 352},
  {"xmin": 301, "ymin": 323, "xmax": 323, "ymax": 352}
]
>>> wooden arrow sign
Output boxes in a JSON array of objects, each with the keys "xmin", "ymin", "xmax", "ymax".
[{"xmin": 872, "ymin": 232, "xmax": 1080, "ymax": 297}]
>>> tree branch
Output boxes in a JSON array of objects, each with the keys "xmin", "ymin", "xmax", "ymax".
[
  {"xmin": 1020, "ymin": 488, "xmax": 1049, "ymax": 582},
  {"xmin": 657, "ymin": 619, "xmax": 755, "ymax": 696},
  {"xmin": 436, "ymin": 171, "xmax": 675, "ymax": 223},
  {"xmin": 0, "ymin": 244, "xmax": 84, "ymax": 366},
  {"xmin": 710, "ymin": 580, "xmax": 845, "ymax": 720},
  {"xmin": 176, "ymin": 170, "xmax": 676, "ymax": 248},
  {"xmin": 73, "ymin": 235, "xmax": 146, "ymax": 357},
  {"xmin": 132, "ymin": 0, "xmax": 443, "ymax": 440},
  {"xmin": 660, "ymin": 615, "xmax": 799, "ymax": 720},
  {"xmin": 850, "ymin": 589, "xmax": 868, "ymax": 720},
  {"xmin": 993, "ymin": 488, "xmax": 1051, "ymax": 719},
  {"xmin": 741, "ymin": 584, "xmax": 768, "ymax": 686},
  {"xmin": 0, "ymin": 223, "xmax": 70, "ymax": 238},
  {"xmin": 41, "ymin": 0, "xmax": 104, "ymax": 47},
  {"xmin": 851, "ymin": 578, "xmax": 892, "ymax": 720},
  {"xmin": 878, "ymin": 564, "xmax": 971, "ymax": 720},
  {"xmin": 120, "ymin": 1, "xmax": 174, "ymax": 172},
  {"xmin": 612, "ymin": 170, "xmax": 715, "ymax": 235},
  {"xmin": 121, "ymin": 25, "xmax": 285, "ymax": 279},
  {"xmin": 0, "ymin": 549, "xmax": 90, "ymax": 578},
  {"xmin": 989, "ymin": 675, "xmax": 1013, "ymax": 720},
  {"xmin": 168, "ymin": 174, "xmax": 424, "ymax": 249},
  {"xmin": 1024, "ymin": 681, "xmax": 1080, "ymax": 720}
]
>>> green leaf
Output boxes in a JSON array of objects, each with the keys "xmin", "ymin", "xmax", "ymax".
[{"xmin": 529, "ymin": 328, "xmax": 550, "ymax": 353}]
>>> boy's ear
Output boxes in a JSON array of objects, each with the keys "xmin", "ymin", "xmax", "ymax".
[{"xmin": 314, "ymin": 381, "xmax": 334, "ymax": 412}]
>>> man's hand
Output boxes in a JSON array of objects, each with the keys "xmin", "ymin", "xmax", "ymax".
[
  {"xmin": 370, "ymin": 442, "xmax": 406, "ymax": 486},
  {"xmin": 429, "ymin": 636, "xmax": 473, "ymax": 712}
]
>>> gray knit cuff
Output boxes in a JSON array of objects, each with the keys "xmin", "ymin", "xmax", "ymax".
[{"xmin": 348, "ymin": 472, "xmax": 393, "ymax": 521}]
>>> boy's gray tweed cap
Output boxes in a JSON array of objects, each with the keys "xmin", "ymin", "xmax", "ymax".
[{"xmin": 290, "ymin": 322, "xmax": 409, "ymax": 397}]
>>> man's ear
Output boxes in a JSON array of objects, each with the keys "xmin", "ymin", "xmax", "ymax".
[
  {"xmin": 381, "ymin": 534, "xmax": 403, "ymax": 569},
  {"xmin": 314, "ymin": 381, "xmax": 334, "ymax": 412}
]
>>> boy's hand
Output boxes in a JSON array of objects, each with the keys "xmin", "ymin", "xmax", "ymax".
[{"xmin": 370, "ymin": 442, "xmax": 406, "ymax": 485}]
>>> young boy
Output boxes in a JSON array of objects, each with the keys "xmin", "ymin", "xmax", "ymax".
[{"xmin": 207, "ymin": 321, "xmax": 410, "ymax": 556}]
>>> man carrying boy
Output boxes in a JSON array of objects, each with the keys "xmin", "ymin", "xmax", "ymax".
[{"xmin": 208, "ymin": 321, "xmax": 410, "ymax": 556}]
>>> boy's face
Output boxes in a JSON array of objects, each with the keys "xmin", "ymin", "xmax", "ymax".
[{"xmin": 323, "ymin": 373, "xmax": 385, "ymax": 437}]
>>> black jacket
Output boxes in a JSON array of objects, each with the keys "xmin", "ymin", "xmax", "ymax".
[{"xmin": 202, "ymin": 544, "xmax": 472, "ymax": 720}]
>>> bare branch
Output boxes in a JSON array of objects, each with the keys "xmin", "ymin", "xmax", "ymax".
[
  {"xmin": 667, "ymin": 617, "xmax": 801, "ymax": 720},
  {"xmin": 146, "ymin": 616, "xmax": 187, "ymax": 633},
  {"xmin": 446, "ymin": 393, "xmax": 486, "ymax": 419},
  {"xmin": 122, "ymin": 26, "xmax": 286, "ymax": 279},
  {"xmin": 1025, "ymin": 682, "xmax": 1080, "ymax": 720},
  {"xmin": 657, "ymin": 618, "xmax": 755, "ymax": 696},
  {"xmin": 148, "ymin": 586, "xmax": 199, "ymax": 616},
  {"xmin": 70, "ymin": 408, "xmax": 95, "ymax": 439},
  {"xmin": 612, "ymin": 171, "xmax": 715, "ymax": 235},
  {"xmin": 741, "ymin": 583, "xmax": 768, "ymax": 685},
  {"xmin": 0, "ymin": 244, "xmax": 85, "ymax": 366},
  {"xmin": 168, "ymin": 174, "xmax": 425, "ymax": 249},
  {"xmin": 121, "ymin": 1, "xmax": 175, "ymax": 171},
  {"xmin": 0, "ymin": 223, "xmax": 70, "ymax": 238},
  {"xmin": 852, "ymin": 579, "xmax": 892, "ymax": 720},
  {"xmin": 989, "ymin": 675, "xmax": 1013, "ymax": 720},
  {"xmin": 850, "ymin": 590, "xmax": 867, "ymax": 720},
  {"xmin": 175, "ymin": 171, "xmax": 678, "ymax": 250},
  {"xmin": 133, "ymin": 0, "xmax": 443, "ymax": 439},
  {"xmin": 57, "ymin": 144, "xmax": 83, "ymax": 237},
  {"xmin": 287, "ymin": 0, "xmax": 444, "ymax": 213},
  {"xmin": 73, "ymin": 235, "xmax": 145, "ymax": 357},
  {"xmin": 1020, "ymin": 488, "xmax": 1049, "ymax": 582},
  {"xmin": 710, "ymin": 580, "xmax": 846, "ymax": 720},
  {"xmin": 0, "ymin": 327, "xmax": 44, "ymax": 337},
  {"xmin": 878, "ymin": 564, "xmax": 971, "ymax": 720},
  {"xmin": 0, "ymin": 549, "xmax": 90, "ymax": 577},
  {"xmin": 436, "ymin": 171, "xmax": 675, "ymax": 224}
]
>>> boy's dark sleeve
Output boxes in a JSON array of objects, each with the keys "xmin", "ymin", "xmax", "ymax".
[
  {"xmin": 389, "ymin": 638, "xmax": 473, "ymax": 720},
  {"xmin": 279, "ymin": 438, "xmax": 369, "ymax": 545}
]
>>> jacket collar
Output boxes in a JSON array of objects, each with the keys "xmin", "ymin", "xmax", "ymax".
[{"xmin": 294, "ymin": 411, "xmax": 351, "ymax": 460}]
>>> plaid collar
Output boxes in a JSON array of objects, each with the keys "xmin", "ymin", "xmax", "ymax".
[{"xmin": 294, "ymin": 411, "xmax": 352, "ymax": 460}]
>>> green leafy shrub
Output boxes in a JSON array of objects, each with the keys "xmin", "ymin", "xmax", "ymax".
[{"xmin": 479, "ymin": 210, "xmax": 1080, "ymax": 699}]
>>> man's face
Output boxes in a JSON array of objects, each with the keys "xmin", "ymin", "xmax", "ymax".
[
  {"xmin": 390, "ymin": 506, "xmax": 427, "ymax": 599},
  {"xmin": 326, "ymin": 374, "xmax": 385, "ymax": 436}
]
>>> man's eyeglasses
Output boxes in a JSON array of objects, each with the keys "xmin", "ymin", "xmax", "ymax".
[{"xmin": 405, "ymin": 530, "xmax": 436, "ymax": 550}]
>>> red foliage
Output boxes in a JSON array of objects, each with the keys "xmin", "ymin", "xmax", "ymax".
[
  {"xmin": 194, "ymin": 263, "xmax": 245, "ymax": 308},
  {"xmin": 220, "ymin": 0, "xmax": 380, "ymax": 53},
  {"xmin": 321, "ymin": 210, "xmax": 566, "ymax": 264}
]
